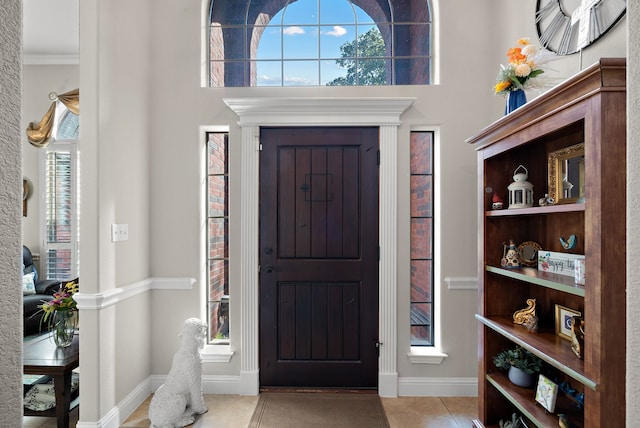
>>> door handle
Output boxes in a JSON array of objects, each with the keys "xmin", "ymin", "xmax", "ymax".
[{"xmin": 264, "ymin": 265, "xmax": 277, "ymax": 273}]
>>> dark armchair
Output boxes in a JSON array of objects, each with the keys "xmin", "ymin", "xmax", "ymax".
[{"xmin": 22, "ymin": 245, "xmax": 61, "ymax": 336}]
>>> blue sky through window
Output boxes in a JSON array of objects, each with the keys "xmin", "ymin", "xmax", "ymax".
[
  {"xmin": 210, "ymin": 0, "xmax": 431, "ymax": 86},
  {"xmin": 256, "ymin": 0, "xmax": 377, "ymax": 86}
]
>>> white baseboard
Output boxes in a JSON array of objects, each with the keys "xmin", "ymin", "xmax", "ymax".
[
  {"xmin": 150, "ymin": 374, "xmax": 242, "ymax": 395},
  {"xmin": 75, "ymin": 377, "xmax": 152, "ymax": 428},
  {"xmin": 239, "ymin": 370, "xmax": 260, "ymax": 396},
  {"xmin": 75, "ymin": 406, "xmax": 119, "ymax": 428},
  {"xmin": 378, "ymin": 372, "xmax": 399, "ymax": 397},
  {"xmin": 398, "ymin": 376, "xmax": 478, "ymax": 397}
]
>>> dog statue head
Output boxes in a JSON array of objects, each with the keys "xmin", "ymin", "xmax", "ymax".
[{"xmin": 179, "ymin": 317, "xmax": 208, "ymax": 350}]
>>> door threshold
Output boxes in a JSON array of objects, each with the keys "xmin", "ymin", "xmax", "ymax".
[{"xmin": 259, "ymin": 387, "xmax": 378, "ymax": 394}]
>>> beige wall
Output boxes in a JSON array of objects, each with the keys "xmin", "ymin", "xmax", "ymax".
[
  {"xmin": 83, "ymin": 0, "xmax": 630, "ymax": 421},
  {"xmin": 5, "ymin": 0, "xmax": 634, "ymax": 425},
  {"xmin": 146, "ymin": 0, "xmax": 495, "ymax": 381},
  {"xmin": 77, "ymin": 0, "xmax": 153, "ymax": 421}
]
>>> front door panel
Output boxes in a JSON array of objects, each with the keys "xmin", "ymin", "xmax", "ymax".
[{"xmin": 259, "ymin": 127, "xmax": 379, "ymax": 388}]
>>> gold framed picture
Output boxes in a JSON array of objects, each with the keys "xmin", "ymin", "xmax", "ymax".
[{"xmin": 555, "ymin": 304, "xmax": 582, "ymax": 341}]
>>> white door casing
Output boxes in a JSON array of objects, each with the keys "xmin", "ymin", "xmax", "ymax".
[{"xmin": 224, "ymin": 97, "xmax": 414, "ymax": 397}]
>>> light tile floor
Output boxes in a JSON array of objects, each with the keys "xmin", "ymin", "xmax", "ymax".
[
  {"xmin": 23, "ymin": 394, "xmax": 478, "ymax": 427},
  {"xmin": 23, "ymin": 406, "xmax": 79, "ymax": 428}
]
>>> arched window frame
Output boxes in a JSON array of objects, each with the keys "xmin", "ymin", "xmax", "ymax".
[{"xmin": 208, "ymin": 0, "xmax": 432, "ymax": 87}]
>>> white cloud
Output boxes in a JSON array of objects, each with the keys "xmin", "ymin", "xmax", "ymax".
[
  {"xmin": 257, "ymin": 75, "xmax": 282, "ymax": 86},
  {"xmin": 323, "ymin": 26, "xmax": 347, "ymax": 37},
  {"xmin": 284, "ymin": 76, "xmax": 316, "ymax": 86},
  {"xmin": 257, "ymin": 73, "xmax": 315, "ymax": 86},
  {"xmin": 283, "ymin": 26, "xmax": 305, "ymax": 35}
]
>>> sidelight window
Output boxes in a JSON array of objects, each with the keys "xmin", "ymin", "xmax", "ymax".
[
  {"xmin": 409, "ymin": 131, "xmax": 434, "ymax": 346},
  {"xmin": 207, "ymin": 132, "xmax": 230, "ymax": 344}
]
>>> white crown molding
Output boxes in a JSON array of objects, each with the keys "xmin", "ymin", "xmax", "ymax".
[{"xmin": 224, "ymin": 97, "xmax": 415, "ymax": 126}]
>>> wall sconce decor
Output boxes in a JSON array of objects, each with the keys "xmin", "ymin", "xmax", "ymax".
[{"xmin": 23, "ymin": 177, "xmax": 33, "ymax": 217}]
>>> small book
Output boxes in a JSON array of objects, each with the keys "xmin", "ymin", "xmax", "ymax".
[{"xmin": 535, "ymin": 374, "xmax": 558, "ymax": 413}]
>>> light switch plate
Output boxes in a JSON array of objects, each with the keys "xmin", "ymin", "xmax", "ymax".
[{"xmin": 111, "ymin": 224, "xmax": 128, "ymax": 242}]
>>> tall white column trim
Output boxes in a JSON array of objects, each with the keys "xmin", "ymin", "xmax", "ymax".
[
  {"xmin": 239, "ymin": 124, "xmax": 260, "ymax": 395},
  {"xmin": 378, "ymin": 124, "xmax": 399, "ymax": 397}
]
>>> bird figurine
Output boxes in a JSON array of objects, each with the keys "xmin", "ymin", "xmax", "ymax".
[
  {"xmin": 559, "ymin": 234, "xmax": 577, "ymax": 250},
  {"xmin": 558, "ymin": 413, "xmax": 572, "ymax": 428}
]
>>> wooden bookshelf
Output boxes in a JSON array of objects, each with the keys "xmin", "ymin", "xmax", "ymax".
[{"xmin": 466, "ymin": 58, "xmax": 626, "ymax": 428}]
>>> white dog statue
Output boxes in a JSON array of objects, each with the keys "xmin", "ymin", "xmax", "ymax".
[{"xmin": 149, "ymin": 318, "xmax": 208, "ymax": 428}]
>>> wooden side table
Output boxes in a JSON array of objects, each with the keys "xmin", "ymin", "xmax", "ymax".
[{"xmin": 23, "ymin": 334, "xmax": 79, "ymax": 428}]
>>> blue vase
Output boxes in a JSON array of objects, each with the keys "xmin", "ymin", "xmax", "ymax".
[{"xmin": 505, "ymin": 89, "xmax": 527, "ymax": 115}]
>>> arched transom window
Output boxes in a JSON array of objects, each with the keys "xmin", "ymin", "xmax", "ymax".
[{"xmin": 209, "ymin": 0, "xmax": 432, "ymax": 87}]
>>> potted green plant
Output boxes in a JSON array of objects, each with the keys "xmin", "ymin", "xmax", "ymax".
[{"xmin": 493, "ymin": 345, "xmax": 543, "ymax": 388}]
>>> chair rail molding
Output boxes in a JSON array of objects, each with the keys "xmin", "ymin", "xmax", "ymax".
[
  {"xmin": 74, "ymin": 277, "xmax": 195, "ymax": 310},
  {"xmin": 444, "ymin": 276, "xmax": 478, "ymax": 290}
]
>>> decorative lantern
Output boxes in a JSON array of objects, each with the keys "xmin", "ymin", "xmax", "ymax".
[{"xmin": 508, "ymin": 165, "xmax": 534, "ymax": 208}]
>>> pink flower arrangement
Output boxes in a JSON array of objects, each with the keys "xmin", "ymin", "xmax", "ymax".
[{"xmin": 39, "ymin": 280, "xmax": 79, "ymax": 325}]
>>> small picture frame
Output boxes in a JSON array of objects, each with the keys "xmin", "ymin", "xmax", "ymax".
[
  {"xmin": 555, "ymin": 304, "xmax": 582, "ymax": 341},
  {"xmin": 535, "ymin": 374, "xmax": 559, "ymax": 413}
]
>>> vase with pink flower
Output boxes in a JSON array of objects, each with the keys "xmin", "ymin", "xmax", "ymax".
[{"xmin": 39, "ymin": 280, "xmax": 79, "ymax": 347}]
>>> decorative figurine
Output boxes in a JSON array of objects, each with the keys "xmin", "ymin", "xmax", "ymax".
[
  {"xmin": 559, "ymin": 381, "xmax": 584, "ymax": 409},
  {"xmin": 499, "ymin": 413, "xmax": 527, "ymax": 428},
  {"xmin": 149, "ymin": 318, "xmax": 209, "ymax": 428},
  {"xmin": 501, "ymin": 240, "xmax": 520, "ymax": 268},
  {"xmin": 558, "ymin": 413, "xmax": 572, "ymax": 428},
  {"xmin": 560, "ymin": 234, "xmax": 577, "ymax": 250},
  {"xmin": 538, "ymin": 193, "xmax": 555, "ymax": 206},
  {"xmin": 522, "ymin": 314, "xmax": 539, "ymax": 333},
  {"xmin": 492, "ymin": 193, "xmax": 504, "ymax": 210},
  {"xmin": 513, "ymin": 298, "xmax": 538, "ymax": 332},
  {"xmin": 570, "ymin": 316, "xmax": 585, "ymax": 359}
]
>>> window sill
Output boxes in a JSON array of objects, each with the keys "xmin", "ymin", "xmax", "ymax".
[
  {"xmin": 201, "ymin": 344, "xmax": 234, "ymax": 363},
  {"xmin": 407, "ymin": 347, "xmax": 448, "ymax": 364}
]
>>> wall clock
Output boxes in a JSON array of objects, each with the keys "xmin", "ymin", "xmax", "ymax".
[{"xmin": 535, "ymin": 0, "xmax": 626, "ymax": 55}]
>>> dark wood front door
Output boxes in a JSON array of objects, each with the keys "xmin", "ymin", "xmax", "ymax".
[{"xmin": 259, "ymin": 127, "xmax": 380, "ymax": 388}]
